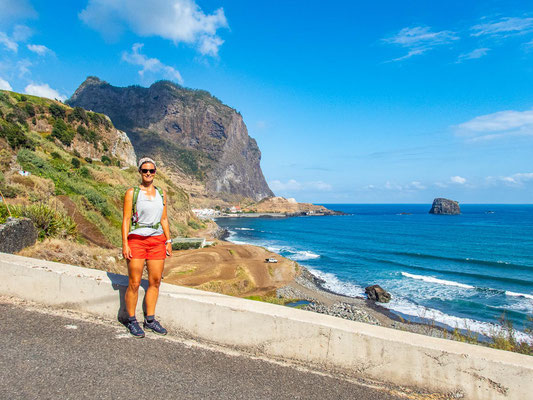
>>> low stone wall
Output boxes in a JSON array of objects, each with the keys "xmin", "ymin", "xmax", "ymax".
[
  {"xmin": 0, "ymin": 218, "xmax": 37, "ymax": 253},
  {"xmin": 0, "ymin": 252, "xmax": 531, "ymax": 399}
]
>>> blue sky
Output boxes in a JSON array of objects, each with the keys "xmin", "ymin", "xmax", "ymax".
[{"xmin": 1, "ymin": 0, "xmax": 532, "ymax": 203}]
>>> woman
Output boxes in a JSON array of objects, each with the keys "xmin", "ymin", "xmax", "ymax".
[{"xmin": 122, "ymin": 157, "xmax": 172, "ymax": 337}]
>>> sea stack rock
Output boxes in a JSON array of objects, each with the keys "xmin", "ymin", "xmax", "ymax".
[
  {"xmin": 365, "ymin": 285, "xmax": 391, "ymax": 303},
  {"xmin": 429, "ymin": 198, "xmax": 460, "ymax": 215}
]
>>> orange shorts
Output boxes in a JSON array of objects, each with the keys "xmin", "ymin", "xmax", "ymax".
[{"xmin": 128, "ymin": 234, "xmax": 167, "ymax": 260}]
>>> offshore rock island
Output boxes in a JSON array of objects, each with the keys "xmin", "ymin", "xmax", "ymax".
[{"xmin": 429, "ymin": 197, "xmax": 461, "ymax": 215}]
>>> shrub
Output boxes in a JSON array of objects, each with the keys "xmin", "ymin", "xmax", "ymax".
[
  {"xmin": 51, "ymin": 119, "xmax": 75, "ymax": 146},
  {"xmin": 71, "ymin": 158, "xmax": 80, "ymax": 168},
  {"xmin": 51, "ymin": 152, "xmax": 62, "ymax": 159},
  {"xmin": 0, "ymin": 184, "xmax": 18, "ymax": 198},
  {"xmin": 48, "ymin": 103, "xmax": 66, "ymax": 119},
  {"xmin": 0, "ymin": 202, "xmax": 77, "ymax": 239},
  {"xmin": 72, "ymin": 107, "xmax": 88, "ymax": 124},
  {"xmin": 73, "ymin": 149, "xmax": 81, "ymax": 158},
  {"xmin": 24, "ymin": 103, "xmax": 35, "ymax": 117},
  {"xmin": 20, "ymin": 95, "xmax": 27, "ymax": 102},
  {"xmin": 101, "ymin": 155, "xmax": 111, "ymax": 166},
  {"xmin": 84, "ymin": 157, "xmax": 92, "ymax": 164},
  {"xmin": 79, "ymin": 167, "xmax": 91, "ymax": 178},
  {"xmin": 0, "ymin": 122, "xmax": 34, "ymax": 150},
  {"xmin": 188, "ymin": 220, "xmax": 205, "ymax": 230},
  {"xmin": 77, "ymin": 125, "xmax": 100, "ymax": 146}
]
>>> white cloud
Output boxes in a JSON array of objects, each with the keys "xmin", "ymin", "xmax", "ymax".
[
  {"xmin": 0, "ymin": 32, "xmax": 18, "ymax": 52},
  {"xmin": 16, "ymin": 59, "xmax": 31, "ymax": 77},
  {"xmin": 122, "ymin": 43, "xmax": 183, "ymax": 84},
  {"xmin": 450, "ymin": 176, "xmax": 466, "ymax": 184},
  {"xmin": 471, "ymin": 17, "xmax": 533, "ymax": 37},
  {"xmin": 456, "ymin": 47, "xmax": 490, "ymax": 62},
  {"xmin": 366, "ymin": 180, "xmax": 427, "ymax": 191},
  {"xmin": 454, "ymin": 108, "xmax": 533, "ymax": 141},
  {"xmin": 27, "ymin": 44, "xmax": 53, "ymax": 56},
  {"xmin": 383, "ymin": 26, "xmax": 459, "ymax": 61},
  {"xmin": 487, "ymin": 172, "xmax": 533, "ymax": 186},
  {"xmin": 269, "ymin": 179, "xmax": 332, "ymax": 192},
  {"xmin": 80, "ymin": 0, "xmax": 228, "ymax": 56},
  {"xmin": 12, "ymin": 25, "xmax": 32, "ymax": 41},
  {"xmin": 24, "ymin": 83, "xmax": 66, "ymax": 101},
  {"xmin": 0, "ymin": 77, "xmax": 12, "ymax": 90},
  {"xmin": 0, "ymin": 0, "xmax": 37, "ymax": 23}
]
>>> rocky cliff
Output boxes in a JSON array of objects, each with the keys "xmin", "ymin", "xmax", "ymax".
[
  {"xmin": 429, "ymin": 198, "xmax": 461, "ymax": 215},
  {"xmin": 67, "ymin": 77, "xmax": 274, "ymax": 202}
]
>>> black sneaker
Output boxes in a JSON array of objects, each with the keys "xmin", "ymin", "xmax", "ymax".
[
  {"xmin": 126, "ymin": 320, "xmax": 145, "ymax": 338},
  {"xmin": 143, "ymin": 318, "xmax": 167, "ymax": 335}
]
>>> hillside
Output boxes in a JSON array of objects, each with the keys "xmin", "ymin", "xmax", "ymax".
[
  {"xmin": 0, "ymin": 90, "xmax": 197, "ymax": 249},
  {"xmin": 67, "ymin": 77, "xmax": 274, "ymax": 203}
]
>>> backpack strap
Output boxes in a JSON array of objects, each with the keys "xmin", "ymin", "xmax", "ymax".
[{"xmin": 130, "ymin": 187, "xmax": 140, "ymax": 232}]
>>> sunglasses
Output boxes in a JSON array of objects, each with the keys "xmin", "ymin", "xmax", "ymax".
[{"xmin": 141, "ymin": 169, "xmax": 156, "ymax": 174}]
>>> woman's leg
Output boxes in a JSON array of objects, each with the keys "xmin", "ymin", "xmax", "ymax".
[
  {"xmin": 125, "ymin": 258, "xmax": 145, "ymax": 317},
  {"xmin": 145, "ymin": 259, "xmax": 165, "ymax": 316}
]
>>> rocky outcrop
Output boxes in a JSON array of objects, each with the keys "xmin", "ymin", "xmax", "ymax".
[
  {"xmin": 365, "ymin": 285, "xmax": 391, "ymax": 303},
  {"xmin": 247, "ymin": 196, "xmax": 340, "ymax": 215},
  {"xmin": 0, "ymin": 217, "xmax": 37, "ymax": 253},
  {"xmin": 67, "ymin": 77, "xmax": 273, "ymax": 201},
  {"xmin": 429, "ymin": 198, "xmax": 460, "ymax": 215}
]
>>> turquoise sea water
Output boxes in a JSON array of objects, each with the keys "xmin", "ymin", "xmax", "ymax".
[{"xmin": 216, "ymin": 204, "xmax": 533, "ymax": 339}]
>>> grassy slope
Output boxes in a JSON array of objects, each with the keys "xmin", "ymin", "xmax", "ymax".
[{"xmin": 0, "ymin": 90, "xmax": 199, "ymax": 247}]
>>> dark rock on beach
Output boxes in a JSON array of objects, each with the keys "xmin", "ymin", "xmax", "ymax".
[
  {"xmin": 365, "ymin": 285, "xmax": 391, "ymax": 303},
  {"xmin": 429, "ymin": 198, "xmax": 460, "ymax": 215},
  {"xmin": 0, "ymin": 217, "xmax": 37, "ymax": 254}
]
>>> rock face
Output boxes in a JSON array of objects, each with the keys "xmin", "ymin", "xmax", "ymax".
[
  {"xmin": 365, "ymin": 285, "xmax": 391, "ymax": 303},
  {"xmin": 0, "ymin": 218, "xmax": 37, "ymax": 253},
  {"xmin": 248, "ymin": 196, "xmax": 339, "ymax": 215},
  {"xmin": 429, "ymin": 198, "xmax": 460, "ymax": 215},
  {"xmin": 68, "ymin": 77, "xmax": 274, "ymax": 201}
]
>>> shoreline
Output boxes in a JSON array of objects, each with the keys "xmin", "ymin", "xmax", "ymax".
[{"xmin": 276, "ymin": 265, "xmax": 457, "ymax": 338}]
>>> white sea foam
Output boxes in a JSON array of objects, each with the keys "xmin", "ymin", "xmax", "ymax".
[
  {"xmin": 384, "ymin": 298, "xmax": 533, "ymax": 344},
  {"xmin": 401, "ymin": 272, "xmax": 474, "ymax": 289},
  {"xmin": 505, "ymin": 291, "xmax": 533, "ymax": 300},
  {"xmin": 307, "ymin": 268, "xmax": 365, "ymax": 297},
  {"xmin": 235, "ymin": 227, "xmax": 254, "ymax": 231},
  {"xmin": 288, "ymin": 250, "xmax": 321, "ymax": 261}
]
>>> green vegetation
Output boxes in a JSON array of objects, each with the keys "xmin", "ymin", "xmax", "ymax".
[
  {"xmin": 171, "ymin": 241, "xmax": 202, "ymax": 250},
  {"xmin": 0, "ymin": 202, "xmax": 77, "ymax": 239},
  {"xmin": 187, "ymin": 219, "xmax": 205, "ymax": 230},
  {"xmin": 51, "ymin": 119, "xmax": 75, "ymax": 146},
  {"xmin": 0, "ymin": 121, "xmax": 35, "ymax": 150},
  {"xmin": 48, "ymin": 103, "xmax": 66, "ymax": 119},
  {"xmin": 0, "ymin": 89, "xmax": 197, "ymax": 249}
]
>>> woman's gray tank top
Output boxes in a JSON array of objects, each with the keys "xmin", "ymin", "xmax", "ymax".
[{"xmin": 128, "ymin": 188, "xmax": 164, "ymax": 237}]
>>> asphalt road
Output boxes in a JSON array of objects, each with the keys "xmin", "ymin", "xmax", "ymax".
[{"xmin": 0, "ymin": 301, "xmax": 408, "ymax": 400}]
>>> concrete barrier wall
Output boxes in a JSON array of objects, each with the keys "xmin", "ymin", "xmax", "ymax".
[{"xmin": 1, "ymin": 252, "xmax": 531, "ymax": 399}]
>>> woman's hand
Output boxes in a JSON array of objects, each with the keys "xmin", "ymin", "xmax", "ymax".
[
  {"xmin": 122, "ymin": 244, "xmax": 132, "ymax": 260},
  {"xmin": 166, "ymin": 242, "xmax": 172, "ymax": 257}
]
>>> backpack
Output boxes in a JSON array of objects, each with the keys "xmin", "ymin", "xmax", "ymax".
[{"xmin": 130, "ymin": 186, "xmax": 165, "ymax": 231}]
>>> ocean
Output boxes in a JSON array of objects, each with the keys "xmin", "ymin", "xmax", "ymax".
[{"xmin": 216, "ymin": 204, "xmax": 533, "ymax": 340}]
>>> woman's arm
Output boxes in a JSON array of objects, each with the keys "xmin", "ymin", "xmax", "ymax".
[
  {"xmin": 122, "ymin": 188, "xmax": 134, "ymax": 260},
  {"xmin": 161, "ymin": 189, "xmax": 172, "ymax": 257}
]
